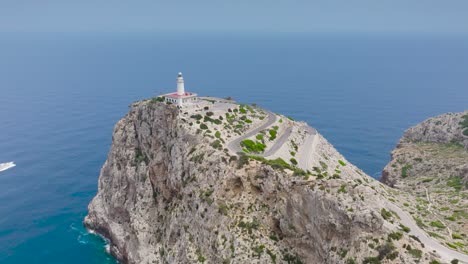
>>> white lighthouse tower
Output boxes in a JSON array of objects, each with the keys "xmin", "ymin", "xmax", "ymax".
[
  {"xmin": 176, "ymin": 72, "xmax": 185, "ymax": 95},
  {"xmin": 163, "ymin": 72, "xmax": 198, "ymax": 106}
]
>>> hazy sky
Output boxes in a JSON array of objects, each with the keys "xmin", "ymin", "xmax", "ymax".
[{"xmin": 1, "ymin": 0, "xmax": 468, "ymax": 33}]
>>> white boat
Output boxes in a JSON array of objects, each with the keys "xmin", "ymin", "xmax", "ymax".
[{"xmin": 0, "ymin": 161, "xmax": 16, "ymax": 172}]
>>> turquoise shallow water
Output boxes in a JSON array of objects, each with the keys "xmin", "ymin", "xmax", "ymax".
[{"xmin": 0, "ymin": 33, "xmax": 467, "ymax": 263}]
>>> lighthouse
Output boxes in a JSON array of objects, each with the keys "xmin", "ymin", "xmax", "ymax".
[
  {"xmin": 163, "ymin": 72, "xmax": 198, "ymax": 106},
  {"xmin": 176, "ymin": 72, "xmax": 185, "ymax": 95}
]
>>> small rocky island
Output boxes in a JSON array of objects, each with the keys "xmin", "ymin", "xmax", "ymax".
[
  {"xmin": 381, "ymin": 111, "xmax": 468, "ymax": 259},
  {"xmin": 84, "ymin": 74, "xmax": 467, "ymax": 264}
]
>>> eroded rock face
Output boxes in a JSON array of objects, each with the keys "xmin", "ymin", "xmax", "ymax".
[
  {"xmin": 380, "ymin": 111, "xmax": 468, "ymax": 255},
  {"xmin": 381, "ymin": 111, "xmax": 468, "ymax": 187},
  {"xmin": 85, "ymin": 99, "xmax": 432, "ymax": 264}
]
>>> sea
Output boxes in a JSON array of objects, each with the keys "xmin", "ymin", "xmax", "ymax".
[{"xmin": 0, "ymin": 32, "xmax": 467, "ymax": 263}]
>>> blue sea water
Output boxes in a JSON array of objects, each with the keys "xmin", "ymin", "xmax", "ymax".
[{"xmin": 0, "ymin": 32, "xmax": 467, "ymax": 263}]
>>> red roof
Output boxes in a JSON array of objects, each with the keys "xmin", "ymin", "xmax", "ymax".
[{"xmin": 165, "ymin": 92, "xmax": 197, "ymax": 98}]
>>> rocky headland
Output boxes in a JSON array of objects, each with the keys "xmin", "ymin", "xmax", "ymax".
[
  {"xmin": 84, "ymin": 97, "xmax": 464, "ymax": 264},
  {"xmin": 381, "ymin": 111, "xmax": 468, "ymax": 259}
]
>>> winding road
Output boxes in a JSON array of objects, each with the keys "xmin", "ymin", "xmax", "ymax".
[
  {"xmin": 385, "ymin": 201, "xmax": 468, "ymax": 263},
  {"xmin": 227, "ymin": 111, "xmax": 277, "ymax": 155},
  {"xmin": 227, "ymin": 110, "xmax": 295, "ymax": 157},
  {"xmin": 225, "ymin": 107, "xmax": 468, "ymax": 263}
]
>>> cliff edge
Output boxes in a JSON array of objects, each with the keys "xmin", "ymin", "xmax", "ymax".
[
  {"xmin": 85, "ymin": 97, "xmax": 448, "ymax": 264},
  {"xmin": 381, "ymin": 111, "xmax": 468, "ymax": 258}
]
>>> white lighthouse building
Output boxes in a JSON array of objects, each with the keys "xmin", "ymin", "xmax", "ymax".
[{"xmin": 164, "ymin": 72, "xmax": 198, "ymax": 106}]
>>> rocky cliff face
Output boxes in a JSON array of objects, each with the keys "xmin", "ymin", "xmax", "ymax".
[
  {"xmin": 381, "ymin": 111, "xmax": 468, "ymax": 255},
  {"xmin": 85, "ymin": 99, "xmax": 438, "ymax": 264}
]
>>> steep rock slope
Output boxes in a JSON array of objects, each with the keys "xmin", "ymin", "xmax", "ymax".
[
  {"xmin": 381, "ymin": 111, "xmax": 468, "ymax": 256},
  {"xmin": 85, "ymin": 99, "xmax": 440, "ymax": 264}
]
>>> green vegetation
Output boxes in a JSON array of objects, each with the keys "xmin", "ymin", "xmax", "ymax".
[
  {"xmin": 239, "ymin": 106, "xmax": 247, "ymax": 114},
  {"xmin": 362, "ymin": 242, "xmax": 397, "ymax": 263},
  {"xmin": 266, "ymin": 249, "xmax": 277, "ymax": 263},
  {"xmin": 134, "ymin": 148, "xmax": 148, "ymax": 165},
  {"xmin": 269, "ymin": 129, "xmax": 277, "ymax": 140},
  {"xmin": 269, "ymin": 234, "xmax": 279, "ymax": 242},
  {"xmin": 447, "ymin": 176, "xmax": 464, "ymax": 191},
  {"xmin": 249, "ymin": 156, "xmax": 309, "ymax": 177},
  {"xmin": 338, "ymin": 160, "xmax": 346, "ymax": 166},
  {"xmin": 430, "ymin": 220, "xmax": 446, "ymax": 229},
  {"xmin": 199, "ymin": 189, "xmax": 214, "ymax": 205},
  {"xmin": 290, "ymin": 158, "xmax": 298, "ymax": 165},
  {"xmin": 236, "ymin": 154, "xmax": 250, "ymax": 168},
  {"xmin": 197, "ymin": 253, "xmax": 206, "ymax": 263},
  {"xmin": 241, "ymin": 139, "xmax": 266, "ymax": 153},
  {"xmin": 428, "ymin": 232, "xmax": 444, "ymax": 239},
  {"xmin": 447, "ymin": 242, "xmax": 458, "ymax": 249},
  {"xmin": 460, "ymin": 114, "xmax": 468, "ymax": 136},
  {"xmin": 381, "ymin": 208, "xmax": 393, "ymax": 220},
  {"xmin": 200, "ymin": 123, "xmax": 208, "ymax": 130},
  {"xmin": 408, "ymin": 249, "xmax": 422, "ymax": 259},
  {"xmin": 149, "ymin": 96, "xmax": 164, "ymax": 104},
  {"xmin": 238, "ymin": 219, "xmax": 260, "ymax": 234},
  {"xmin": 204, "ymin": 115, "xmax": 222, "ymax": 125},
  {"xmin": 399, "ymin": 224, "xmax": 411, "ymax": 233},
  {"xmin": 388, "ymin": 232, "xmax": 403, "ymax": 241},
  {"xmin": 215, "ymin": 131, "xmax": 221, "ymax": 138},
  {"xmin": 401, "ymin": 164, "xmax": 412, "ymax": 178},
  {"xmin": 282, "ymin": 253, "xmax": 304, "ymax": 264},
  {"xmin": 211, "ymin": 140, "xmax": 222, "ymax": 150},
  {"xmin": 452, "ymin": 233, "xmax": 463, "ymax": 239},
  {"xmin": 252, "ymin": 244, "xmax": 265, "ymax": 258},
  {"xmin": 218, "ymin": 202, "xmax": 229, "ymax": 215},
  {"xmin": 256, "ymin": 134, "xmax": 264, "ymax": 141},
  {"xmin": 338, "ymin": 184, "xmax": 347, "ymax": 194},
  {"xmin": 362, "ymin": 257, "xmax": 380, "ymax": 264},
  {"xmin": 191, "ymin": 114, "xmax": 203, "ymax": 120}
]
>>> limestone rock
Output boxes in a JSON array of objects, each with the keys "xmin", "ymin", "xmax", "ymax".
[{"xmin": 85, "ymin": 99, "xmax": 437, "ymax": 264}]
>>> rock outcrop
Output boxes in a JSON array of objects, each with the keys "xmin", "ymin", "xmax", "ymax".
[
  {"xmin": 85, "ymin": 98, "xmax": 441, "ymax": 264},
  {"xmin": 381, "ymin": 111, "xmax": 468, "ymax": 256}
]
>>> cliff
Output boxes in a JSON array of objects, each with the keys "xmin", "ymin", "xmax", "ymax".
[
  {"xmin": 381, "ymin": 111, "xmax": 468, "ymax": 257},
  {"xmin": 85, "ymin": 98, "xmax": 445, "ymax": 264}
]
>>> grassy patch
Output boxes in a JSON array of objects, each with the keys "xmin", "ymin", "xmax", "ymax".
[
  {"xmin": 249, "ymin": 156, "xmax": 310, "ymax": 176},
  {"xmin": 238, "ymin": 219, "xmax": 260, "ymax": 234},
  {"xmin": 429, "ymin": 220, "xmax": 446, "ymax": 229},
  {"xmin": 338, "ymin": 184, "xmax": 347, "ymax": 194},
  {"xmin": 399, "ymin": 224, "xmax": 411, "ymax": 233},
  {"xmin": 388, "ymin": 232, "xmax": 403, "ymax": 241},
  {"xmin": 241, "ymin": 139, "xmax": 266, "ymax": 153},
  {"xmin": 401, "ymin": 164, "xmax": 412, "ymax": 178},
  {"xmin": 447, "ymin": 176, "xmax": 464, "ymax": 192},
  {"xmin": 290, "ymin": 158, "xmax": 298, "ymax": 165},
  {"xmin": 134, "ymin": 148, "xmax": 149, "ymax": 165},
  {"xmin": 269, "ymin": 129, "xmax": 277, "ymax": 140},
  {"xmin": 407, "ymin": 249, "xmax": 422, "ymax": 259},
  {"xmin": 381, "ymin": 208, "xmax": 393, "ymax": 220},
  {"xmin": 211, "ymin": 140, "xmax": 222, "ymax": 150},
  {"xmin": 428, "ymin": 232, "xmax": 444, "ymax": 239}
]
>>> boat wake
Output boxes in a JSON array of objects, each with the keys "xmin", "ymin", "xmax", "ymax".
[{"xmin": 0, "ymin": 161, "xmax": 16, "ymax": 172}]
